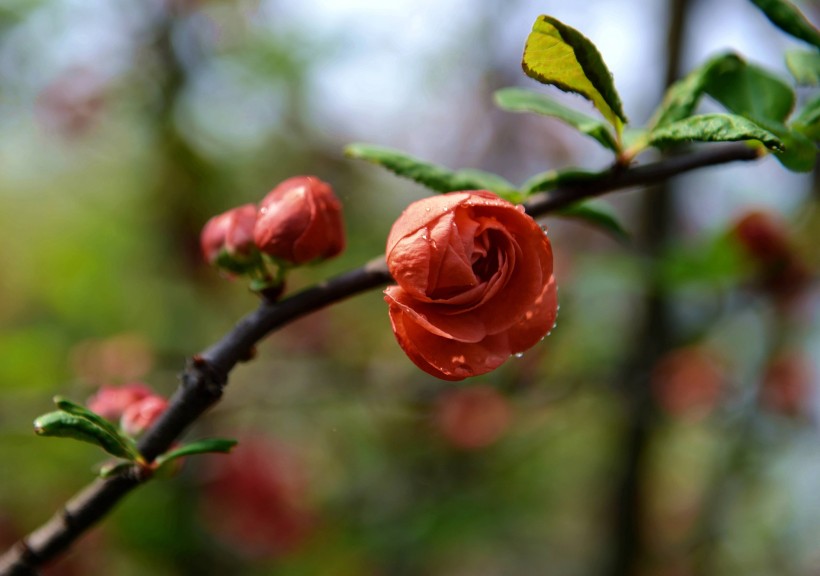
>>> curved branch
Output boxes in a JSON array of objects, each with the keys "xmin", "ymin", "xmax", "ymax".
[{"xmin": 0, "ymin": 143, "xmax": 760, "ymax": 576}]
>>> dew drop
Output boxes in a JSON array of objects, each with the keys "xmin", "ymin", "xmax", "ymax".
[
  {"xmin": 524, "ymin": 311, "xmax": 534, "ymax": 321},
  {"xmin": 514, "ymin": 352, "xmax": 525, "ymax": 359}
]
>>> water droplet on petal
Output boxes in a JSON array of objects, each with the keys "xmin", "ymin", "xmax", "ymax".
[{"xmin": 514, "ymin": 352, "xmax": 525, "ymax": 359}]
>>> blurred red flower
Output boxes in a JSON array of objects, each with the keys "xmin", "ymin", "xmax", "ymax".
[
  {"xmin": 200, "ymin": 437, "xmax": 314, "ymax": 559},
  {"xmin": 651, "ymin": 346, "xmax": 725, "ymax": 420},
  {"xmin": 434, "ymin": 385, "xmax": 512, "ymax": 450}
]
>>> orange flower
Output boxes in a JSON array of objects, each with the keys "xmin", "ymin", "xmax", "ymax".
[
  {"xmin": 385, "ymin": 191, "xmax": 557, "ymax": 380},
  {"xmin": 254, "ymin": 176, "xmax": 345, "ymax": 265}
]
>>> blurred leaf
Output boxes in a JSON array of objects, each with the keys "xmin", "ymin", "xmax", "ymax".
[
  {"xmin": 768, "ymin": 123, "xmax": 817, "ymax": 171},
  {"xmin": 786, "ymin": 49, "xmax": 820, "ymax": 85},
  {"xmin": 34, "ymin": 411, "xmax": 136, "ymax": 461},
  {"xmin": 793, "ymin": 94, "xmax": 820, "ymax": 139},
  {"xmin": 554, "ymin": 201, "xmax": 630, "ymax": 243},
  {"xmin": 748, "ymin": 0, "xmax": 820, "ymax": 48},
  {"xmin": 704, "ymin": 55, "xmax": 795, "ymax": 124},
  {"xmin": 659, "ymin": 234, "xmax": 747, "ymax": 288},
  {"xmin": 522, "ymin": 15, "xmax": 627, "ymax": 131},
  {"xmin": 648, "ymin": 113, "xmax": 783, "ymax": 151},
  {"xmin": 99, "ymin": 461, "xmax": 133, "ymax": 479},
  {"xmin": 345, "ymin": 143, "xmax": 518, "ymax": 197},
  {"xmin": 520, "ymin": 167, "xmax": 602, "ymax": 195},
  {"xmin": 494, "ymin": 87, "xmax": 618, "ymax": 151}
]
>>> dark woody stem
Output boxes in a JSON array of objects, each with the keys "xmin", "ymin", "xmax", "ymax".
[{"xmin": 0, "ymin": 143, "xmax": 759, "ymax": 576}]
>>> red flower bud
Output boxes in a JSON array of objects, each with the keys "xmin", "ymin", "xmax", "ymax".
[
  {"xmin": 732, "ymin": 211, "xmax": 791, "ymax": 265},
  {"xmin": 651, "ymin": 346, "xmax": 725, "ymax": 420},
  {"xmin": 120, "ymin": 395, "xmax": 168, "ymax": 436},
  {"xmin": 760, "ymin": 351, "xmax": 813, "ymax": 418},
  {"xmin": 730, "ymin": 210, "xmax": 811, "ymax": 301},
  {"xmin": 254, "ymin": 176, "xmax": 345, "ymax": 265},
  {"xmin": 200, "ymin": 204, "xmax": 258, "ymax": 272},
  {"xmin": 87, "ymin": 382, "xmax": 153, "ymax": 421}
]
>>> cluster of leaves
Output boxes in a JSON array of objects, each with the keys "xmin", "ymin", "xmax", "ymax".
[
  {"xmin": 33, "ymin": 396, "xmax": 236, "ymax": 478},
  {"xmin": 346, "ymin": 0, "xmax": 819, "ymax": 239}
]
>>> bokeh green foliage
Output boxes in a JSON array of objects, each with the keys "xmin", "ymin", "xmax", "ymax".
[{"xmin": 0, "ymin": 1, "xmax": 819, "ymax": 575}]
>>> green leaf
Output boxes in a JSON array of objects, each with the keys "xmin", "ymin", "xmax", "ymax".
[
  {"xmin": 154, "ymin": 438, "xmax": 238, "ymax": 469},
  {"xmin": 770, "ymin": 125, "xmax": 817, "ymax": 171},
  {"xmin": 520, "ymin": 167, "xmax": 602, "ymax": 195},
  {"xmin": 522, "ymin": 15, "xmax": 627, "ymax": 130},
  {"xmin": 345, "ymin": 143, "xmax": 518, "ymax": 197},
  {"xmin": 555, "ymin": 201, "xmax": 630, "ymax": 243},
  {"xmin": 494, "ymin": 87, "xmax": 619, "ymax": 151},
  {"xmin": 34, "ymin": 411, "xmax": 137, "ymax": 460},
  {"xmin": 648, "ymin": 113, "xmax": 783, "ymax": 151},
  {"xmin": 786, "ymin": 49, "xmax": 820, "ymax": 85},
  {"xmin": 704, "ymin": 55, "xmax": 795, "ymax": 124},
  {"xmin": 54, "ymin": 396, "xmax": 126, "ymax": 443},
  {"xmin": 748, "ymin": 0, "xmax": 820, "ymax": 49},
  {"xmin": 650, "ymin": 53, "xmax": 737, "ymax": 129}
]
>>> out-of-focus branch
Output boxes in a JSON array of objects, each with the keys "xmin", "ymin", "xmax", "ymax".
[{"xmin": 0, "ymin": 143, "xmax": 761, "ymax": 576}]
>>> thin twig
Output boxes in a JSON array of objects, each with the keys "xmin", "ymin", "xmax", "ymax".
[{"xmin": 0, "ymin": 143, "xmax": 760, "ymax": 576}]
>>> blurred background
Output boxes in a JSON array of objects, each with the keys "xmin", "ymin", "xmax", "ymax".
[{"xmin": 0, "ymin": 0, "xmax": 819, "ymax": 574}]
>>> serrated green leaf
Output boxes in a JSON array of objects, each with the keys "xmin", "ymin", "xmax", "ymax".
[
  {"xmin": 522, "ymin": 15, "xmax": 627, "ymax": 131},
  {"xmin": 649, "ymin": 113, "xmax": 783, "ymax": 151},
  {"xmin": 704, "ymin": 55, "xmax": 795, "ymax": 124},
  {"xmin": 749, "ymin": 0, "xmax": 820, "ymax": 49},
  {"xmin": 520, "ymin": 167, "xmax": 602, "ymax": 195},
  {"xmin": 786, "ymin": 49, "xmax": 820, "ymax": 85},
  {"xmin": 34, "ymin": 411, "xmax": 136, "ymax": 460},
  {"xmin": 154, "ymin": 438, "xmax": 238, "ymax": 469},
  {"xmin": 494, "ymin": 87, "xmax": 619, "ymax": 151},
  {"xmin": 345, "ymin": 143, "xmax": 518, "ymax": 197},
  {"xmin": 555, "ymin": 201, "xmax": 630, "ymax": 243}
]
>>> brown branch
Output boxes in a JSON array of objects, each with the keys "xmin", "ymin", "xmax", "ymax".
[{"xmin": 0, "ymin": 143, "xmax": 760, "ymax": 576}]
